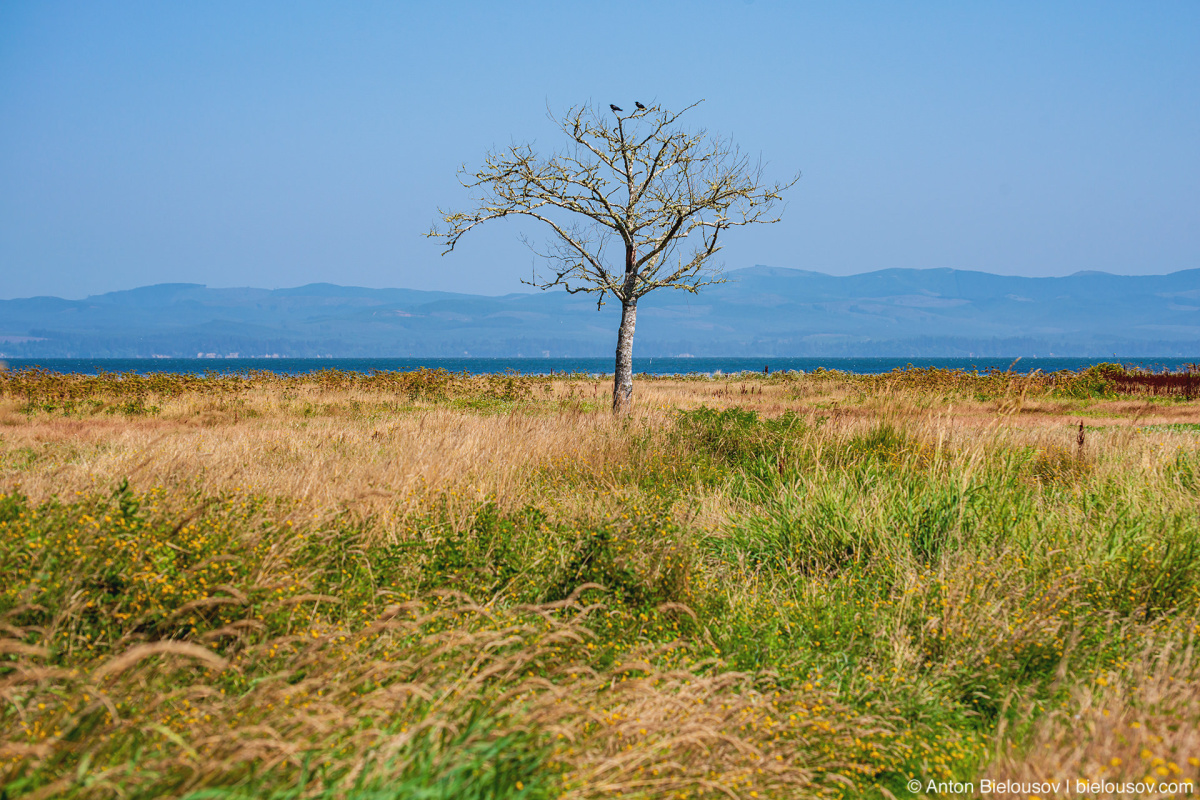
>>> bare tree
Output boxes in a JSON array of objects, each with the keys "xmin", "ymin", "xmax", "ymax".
[{"xmin": 429, "ymin": 101, "xmax": 796, "ymax": 412}]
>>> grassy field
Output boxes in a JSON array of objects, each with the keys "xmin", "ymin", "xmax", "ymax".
[{"xmin": 1, "ymin": 366, "xmax": 1199, "ymax": 799}]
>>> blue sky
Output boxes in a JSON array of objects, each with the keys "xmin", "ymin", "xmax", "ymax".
[{"xmin": 1, "ymin": 1, "xmax": 1197, "ymax": 299}]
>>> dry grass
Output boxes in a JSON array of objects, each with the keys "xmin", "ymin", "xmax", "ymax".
[
  {"xmin": 4, "ymin": 374, "xmax": 1199, "ymax": 521},
  {"xmin": 0, "ymin": 398, "xmax": 668, "ymax": 531},
  {"xmin": 1, "ymin": 589, "xmax": 895, "ymax": 799},
  {"xmin": 2, "ymin": 367, "xmax": 1199, "ymax": 798},
  {"xmin": 985, "ymin": 632, "xmax": 1200, "ymax": 798}
]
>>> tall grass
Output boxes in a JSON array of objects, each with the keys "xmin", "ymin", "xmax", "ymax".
[{"xmin": 2, "ymin": 369, "xmax": 1199, "ymax": 797}]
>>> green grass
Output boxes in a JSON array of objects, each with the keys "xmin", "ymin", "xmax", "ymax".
[
  {"xmin": 1142, "ymin": 423, "xmax": 1200, "ymax": 433},
  {"xmin": 3, "ymin": 390, "xmax": 1200, "ymax": 798}
]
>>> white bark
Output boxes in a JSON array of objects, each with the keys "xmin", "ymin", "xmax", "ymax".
[{"xmin": 612, "ymin": 300, "xmax": 637, "ymax": 413}]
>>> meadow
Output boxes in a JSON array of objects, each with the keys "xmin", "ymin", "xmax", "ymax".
[{"xmin": 1, "ymin": 365, "xmax": 1198, "ymax": 799}]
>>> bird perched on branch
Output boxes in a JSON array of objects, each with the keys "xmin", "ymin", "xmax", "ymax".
[
  {"xmin": 635, "ymin": 101, "xmax": 646, "ymax": 110},
  {"xmin": 609, "ymin": 104, "xmax": 623, "ymax": 112}
]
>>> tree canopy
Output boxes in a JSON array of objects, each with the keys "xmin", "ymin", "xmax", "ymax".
[{"xmin": 431, "ymin": 100, "xmax": 796, "ymax": 411}]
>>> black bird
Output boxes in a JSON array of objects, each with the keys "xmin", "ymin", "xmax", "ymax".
[
  {"xmin": 609, "ymin": 104, "xmax": 623, "ymax": 112},
  {"xmin": 635, "ymin": 101, "xmax": 646, "ymax": 110}
]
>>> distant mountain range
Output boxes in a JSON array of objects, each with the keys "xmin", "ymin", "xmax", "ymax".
[{"xmin": 2, "ymin": 266, "xmax": 1198, "ymax": 358}]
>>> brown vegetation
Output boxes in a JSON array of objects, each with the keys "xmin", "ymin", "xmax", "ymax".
[{"xmin": 1, "ymin": 366, "xmax": 1198, "ymax": 798}]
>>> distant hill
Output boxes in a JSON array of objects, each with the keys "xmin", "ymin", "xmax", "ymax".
[{"xmin": 2, "ymin": 267, "xmax": 1198, "ymax": 358}]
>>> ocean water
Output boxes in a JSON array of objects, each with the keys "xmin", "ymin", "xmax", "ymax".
[{"xmin": 1, "ymin": 356, "xmax": 1195, "ymax": 376}]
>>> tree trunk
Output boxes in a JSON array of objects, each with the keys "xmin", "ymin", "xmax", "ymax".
[{"xmin": 612, "ymin": 299, "xmax": 637, "ymax": 413}]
